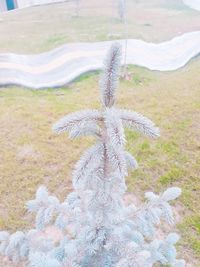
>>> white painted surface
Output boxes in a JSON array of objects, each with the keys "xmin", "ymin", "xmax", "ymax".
[
  {"xmin": 183, "ymin": 0, "xmax": 200, "ymax": 11},
  {"xmin": 0, "ymin": 31, "xmax": 200, "ymax": 89},
  {"xmin": 17, "ymin": 0, "xmax": 66, "ymax": 8},
  {"xmin": 0, "ymin": 0, "xmax": 7, "ymax": 12}
]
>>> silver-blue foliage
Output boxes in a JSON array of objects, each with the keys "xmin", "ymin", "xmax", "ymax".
[{"xmin": 0, "ymin": 43, "xmax": 185, "ymax": 266}]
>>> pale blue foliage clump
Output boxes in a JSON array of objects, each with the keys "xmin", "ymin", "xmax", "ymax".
[
  {"xmin": 29, "ymin": 252, "xmax": 62, "ymax": 267},
  {"xmin": 27, "ymin": 186, "xmax": 60, "ymax": 230},
  {"xmin": 0, "ymin": 43, "xmax": 185, "ymax": 266}
]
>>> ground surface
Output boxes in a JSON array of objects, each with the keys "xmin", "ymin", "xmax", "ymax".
[
  {"xmin": 0, "ymin": 0, "xmax": 200, "ymax": 266},
  {"xmin": 0, "ymin": 0, "xmax": 200, "ymax": 53}
]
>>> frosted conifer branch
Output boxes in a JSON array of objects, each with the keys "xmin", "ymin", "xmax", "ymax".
[
  {"xmin": 106, "ymin": 143, "xmax": 127, "ymax": 176},
  {"xmin": 116, "ymin": 249, "xmax": 151, "ymax": 267},
  {"xmin": 68, "ymin": 123, "xmax": 101, "ymax": 139},
  {"xmin": 129, "ymin": 187, "xmax": 182, "ymax": 238},
  {"xmin": 146, "ymin": 233, "xmax": 185, "ymax": 266},
  {"xmin": 161, "ymin": 187, "xmax": 182, "ymax": 201},
  {"xmin": 99, "ymin": 43, "xmax": 121, "ymax": 108},
  {"xmin": 52, "ymin": 110, "xmax": 103, "ymax": 137},
  {"xmin": 104, "ymin": 108, "xmax": 125, "ymax": 148},
  {"xmin": 72, "ymin": 143, "xmax": 104, "ymax": 186},
  {"xmin": 27, "ymin": 186, "xmax": 61, "ymax": 230},
  {"xmin": 124, "ymin": 151, "xmax": 138, "ymax": 170},
  {"xmin": 29, "ymin": 251, "xmax": 62, "ymax": 267},
  {"xmin": 0, "ymin": 231, "xmax": 29, "ymax": 262},
  {"xmin": 119, "ymin": 109, "xmax": 160, "ymax": 138}
]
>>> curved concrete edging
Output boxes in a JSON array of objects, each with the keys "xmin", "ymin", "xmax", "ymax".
[
  {"xmin": 0, "ymin": 31, "xmax": 200, "ymax": 89},
  {"xmin": 183, "ymin": 0, "xmax": 200, "ymax": 11}
]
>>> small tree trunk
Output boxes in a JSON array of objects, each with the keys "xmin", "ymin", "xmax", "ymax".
[
  {"xmin": 121, "ymin": 0, "xmax": 129, "ymax": 79},
  {"xmin": 75, "ymin": 0, "xmax": 80, "ymax": 17}
]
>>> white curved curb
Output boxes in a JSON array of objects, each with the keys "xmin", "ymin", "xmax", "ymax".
[
  {"xmin": 183, "ymin": 0, "xmax": 200, "ymax": 11},
  {"xmin": 0, "ymin": 31, "xmax": 200, "ymax": 89}
]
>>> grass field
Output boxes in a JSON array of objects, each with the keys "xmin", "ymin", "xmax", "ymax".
[{"xmin": 0, "ymin": 0, "xmax": 200, "ymax": 266}]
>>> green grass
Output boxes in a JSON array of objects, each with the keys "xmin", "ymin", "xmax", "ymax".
[
  {"xmin": 179, "ymin": 216, "xmax": 200, "ymax": 255},
  {"xmin": 158, "ymin": 166, "xmax": 184, "ymax": 185}
]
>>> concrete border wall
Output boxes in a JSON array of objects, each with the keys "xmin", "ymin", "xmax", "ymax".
[{"xmin": 0, "ymin": 31, "xmax": 200, "ymax": 89}]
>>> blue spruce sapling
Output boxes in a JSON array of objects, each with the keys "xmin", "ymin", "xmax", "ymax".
[{"xmin": 0, "ymin": 43, "xmax": 185, "ymax": 267}]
